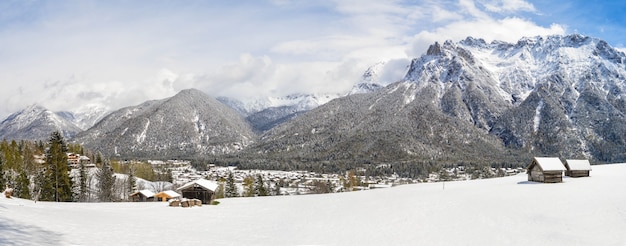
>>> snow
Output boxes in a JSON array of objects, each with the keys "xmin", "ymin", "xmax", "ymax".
[
  {"xmin": 533, "ymin": 100, "xmax": 543, "ymax": 132},
  {"xmin": 566, "ymin": 159, "xmax": 592, "ymax": 171},
  {"xmin": 157, "ymin": 190, "xmax": 180, "ymax": 198},
  {"xmin": 136, "ymin": 119, "xmax": 150, "ymax": 143},
  {"xmin": 177, "ymin": 178, "xmax": 219, "ymax": 192},
  {"xmin": 534, "ymin": 157, "xmax": 566, "ymax": 171},
  {"xmin": 134, "ymin": 189, "xmax": 155, "ymax": 198},
  {"xmin": 2, "ymin": 164, "xmax": 626, "ymax": 245}
]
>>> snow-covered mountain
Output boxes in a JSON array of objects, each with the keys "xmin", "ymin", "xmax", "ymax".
[
  {"xmin": 219, "ymin": 93, "xmax": 339, "ymax": 133},
  {"xmin": 219, "ymin": 93, "xmax": 338, "ymax": 117},
  {"xmin": 73, "ymin": 89, "xmax": 256, "ymax": 159},
  {"xmin": 248, "ymin": 34, "xmax": 626, "ymax": 164},
  {"xmin": 348, "ymin": 60, "xmax": 410, "ymax": 95},
  {"xmin": 0, "ymin": 104, "xmax": 83, "ymax": 140},
  {"xmin": 58, "ymin": 104, "xmax": 110, "ymax": 130}
]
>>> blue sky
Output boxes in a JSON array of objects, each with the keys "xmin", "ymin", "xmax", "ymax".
[{"xmin": 0, "ymin": 0, "xmax": 624, "ymax": 118}]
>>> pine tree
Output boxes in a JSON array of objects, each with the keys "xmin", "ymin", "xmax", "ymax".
[
  {"xmin": 15, "ymin": 170, "xmax": 31, "ymax": 199},
  {"xmin": 127, "ymin": 166, "xmax": 136, "ymax": 200},
  {"xmin": 77, "ymin": 161, "xmax": 89, "ymax": 202},
  {"xmin": 42, "ymin": 131, "xmax": 73, "ymax": 202},
  {"xmin": 254, "ymin": 174, "xmax": 268, "ymax": 196},
  {"xmin": 0, "ymin": 154, "xmax": 4, "ymax": 190},
  {"xmin": 96, "ymin": 159, "xmax": 115, "ymax": 202},
  {"xmin": 225, "ymin": 172, "xmax": 238, "ymax": 198}
]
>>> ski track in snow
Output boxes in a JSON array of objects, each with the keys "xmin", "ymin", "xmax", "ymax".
[{"xmin": 1, "ymin": 164, "xmax": 625, "ymax": 246}]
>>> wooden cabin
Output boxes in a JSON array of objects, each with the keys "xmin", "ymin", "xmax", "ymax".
[
  {"xmin": 154, "ymin": 190, "xmax": 181, "ymax": 202},
  {"xmin": 177, "ymin": 179, "xmax": 218, "ymax": 204},
  {"xmin": 130, "ymin": 189, "xmax": 155, "ymax": 202},
  {"xmin": 564, "ymin": 159, "xmax": 592, "ymax": 177},
  {"xmin": 527, "ymin": 157, "xmax": 566, "ymax": 183}
]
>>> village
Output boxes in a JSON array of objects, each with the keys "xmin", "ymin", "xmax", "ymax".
[{"xmin": 58, "ymin": 152, "xmax": 593, "ymax": 206}]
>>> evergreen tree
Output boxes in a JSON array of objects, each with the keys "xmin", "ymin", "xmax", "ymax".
[
  {"xmin": 42, "ymin": 131, "xmax": 73, "ymax": 202},
  {"xmin": 14, "ymin": 170, "xmax": 31, "ymax": 199},
  {"xmin": 96, "ymin": 159, "xmax": 115, "ymax": 202},
  {"xmin": 127, "ymin": 166, "xmax": 136, "ymax": 200},
  {"xmin": 0, "ymin": 154, "xmax": 4, "ymax": 190},
  {"xmin": 225, "ymin": 171, "xmax": 238, "ymax": 198},
  {"xmin": 254, "ymin": 174, "xmax": 268, "ymax": 196},
  {"xmin": 77, "ymin": 161, "xmax": 89, "ymax": 202}
]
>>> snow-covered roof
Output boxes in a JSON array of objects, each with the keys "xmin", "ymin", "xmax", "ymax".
[
  {"xmin": 532, "ymin": 157, "xmax": 565, "ymax": 171},
  {"xmin": 565, "ymin": 159, "xmax": 592, "ymax": 171},
  {"xmin": 131, "ymin": 189, "xmax": 155, "ymax": 198},
  {"xmin": 177, "ymin": 178, "xmax": 218, "ymax": 192},
  {"xmin": 156, "ymin": 190, "xmax": 181, "ymax": 198}
]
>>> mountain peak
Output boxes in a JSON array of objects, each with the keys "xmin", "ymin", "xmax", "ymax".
[{"xmin": 0, "ymin": 104, "xmax": 82, "ymax": 140}]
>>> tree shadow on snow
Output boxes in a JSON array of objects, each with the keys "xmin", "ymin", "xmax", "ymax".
[{"xmin": 0, "ymin": 217, "xmax": 64, "ymax": 245}]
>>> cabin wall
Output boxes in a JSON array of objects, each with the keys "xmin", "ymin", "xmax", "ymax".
[
  {"xmin": 566, "ymin": 170, "xmax": 590, "ymax": 177},
  {"xmin": 542, "ymin": 171, "xmax": 563, "ymax": 183},
  {"xmin": 181, "ymin": 187, "xmax": 215, "ymax": 204},
  {"xmin": 528, "ymin": 164, "xmax": 563, "ymax": 183}
]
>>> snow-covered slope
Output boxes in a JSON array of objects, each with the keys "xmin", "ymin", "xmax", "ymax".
[
  {"xmin": 73, "ymin": 89, "xmax": 256, "ymax": 159},
  {"xmin": 219, "ymin": 93, "xmax": 338, "ymax": 117},
  {"xmin": 219, "ymin": 93, "xmax": 338, "ymax": 133},
  {"xmin": 348, "ymin": 60, "xmax": 410, "ymax": 95},
  {"xmin": 0, "ymin": 104, "xmax": 83, "ymax": 140},
  {"xmin": 58, "ymin": 104, "xmax": 110, "ymax": 130},
  {"xmin": 1, "ymin": 164, "xmax": 624, "ymax": 245}
]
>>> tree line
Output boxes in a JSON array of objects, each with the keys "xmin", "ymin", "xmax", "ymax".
[{"xmin": 0, "ymin": 131, "xmax": 141, "ymax": 202}]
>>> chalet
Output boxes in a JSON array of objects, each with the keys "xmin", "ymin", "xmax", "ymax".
[
  {"xmin": 564, "ymin": 159, "xmax": 592, "ymax": 177},
  {"xmin": 176, "ymin": 179, "xmax": 218, "ymax": 204},
  {"xmin": 527, "ymin": 157, "xmax": 566, "ymax": 183},
  {"xmin": 130, "ymin": 189, "xmax": 155, "ymax": 202},
  {"xmin": 154, "ymin": 190, "xmax": 181, "ymax": 202}
]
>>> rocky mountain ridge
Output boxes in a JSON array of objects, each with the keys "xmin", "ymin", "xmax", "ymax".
[{"xmin": 2, "ymin": 34, "xmax": 625, "ymax": 165}]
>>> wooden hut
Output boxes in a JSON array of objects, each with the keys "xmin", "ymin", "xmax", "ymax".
[
  {"xmin": 564, "ymin": 159, "xmax": 592, "ymax": 177},
  {"xmin": 177, "ymin": 179, "xmax": 218, "ymax": 204},
  {"xmin": 154, "ymin": 190, "xmax": 181, "ymax": 202},
  {"xmin": 527, "ymin": 157, "xmax": 566, "ymax": 183},
  {"xmin": 130, "ymin": 189, "xmax": 155, "ymax": 202}
]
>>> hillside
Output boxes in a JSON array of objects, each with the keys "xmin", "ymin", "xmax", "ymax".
[
  {"xmin": 0, "ymin": 104, "xmax": 83, "ymax": 140},
  {"xmin": 239, "ymin": 34, "xmax": 626, "ymax": 167},
  {"xmin": 73, "ymin": 89, "xmax": 256, "ymax": 159},
  {"xmin": 1, "ymin": 163, "xmax": 624, "ymax": 245}
]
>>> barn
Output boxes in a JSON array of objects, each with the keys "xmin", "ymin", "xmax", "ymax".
[
  {"xmin": 177, "ymin": 179, "xmax": 218, "ymax": 204},
  {"xmin": 527, "ymin": 157, "xmax": 566, "ymax": 183},
  {"xmin": 130, "ymin": 189, "xmax": 155, "ymax": 202},
  {"xmin": 564, "ymin": 159, "xmax": 592, "ymax": 177},
  {"xmin": 154, "ymin": 190, "xmax": 181, "ymax": 202}
]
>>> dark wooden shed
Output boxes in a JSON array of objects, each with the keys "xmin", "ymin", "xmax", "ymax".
[
  {"xmin": 177, "ymin": 179, "xmax": 218, "ymax": 204},
  {"xmin": 564, "ymin": 159, "xmax": 592, "ymax": 177},
  {"xmin": 130, "ymin": 189, "xmax": 155, "ymax": 202},
  {"xmin": 527, "ymin": 157, "xmax": 566, "ymax": 183}
]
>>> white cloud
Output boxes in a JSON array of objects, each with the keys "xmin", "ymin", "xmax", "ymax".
[
  {"xmin": 0, "ymin": 0, "xmax": 571, "ymax": 119},
  {"xmin": 407, "ymin": 1, "xmax": 565, "ymax": 56},
  {"xmin": 479, "ymin": 0, "xmax": 536, "ymax": 13}
]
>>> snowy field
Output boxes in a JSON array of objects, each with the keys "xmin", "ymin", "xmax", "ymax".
[{"xmin": 1, "ymin": 164, "xmax": 625, "ymax": 246}]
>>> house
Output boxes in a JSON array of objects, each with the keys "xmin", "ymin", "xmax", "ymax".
[
  {"xmin": 527, "ymin": 157, "xmax": 566, "ymax": 183},
  {"xmin": 564, "ymin": 159, "xmax": 592, "ymax": 177},
  {"xmin": 154, "ymin": 190, "xmax": 181, "ymax": 202},
  {"xmin": 130, "ymin": 189, "xmax": 155, "ymax": 202},
  {"xmin": 177, "ymin": 179, "xmax": 218, "ymax": 204}
]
